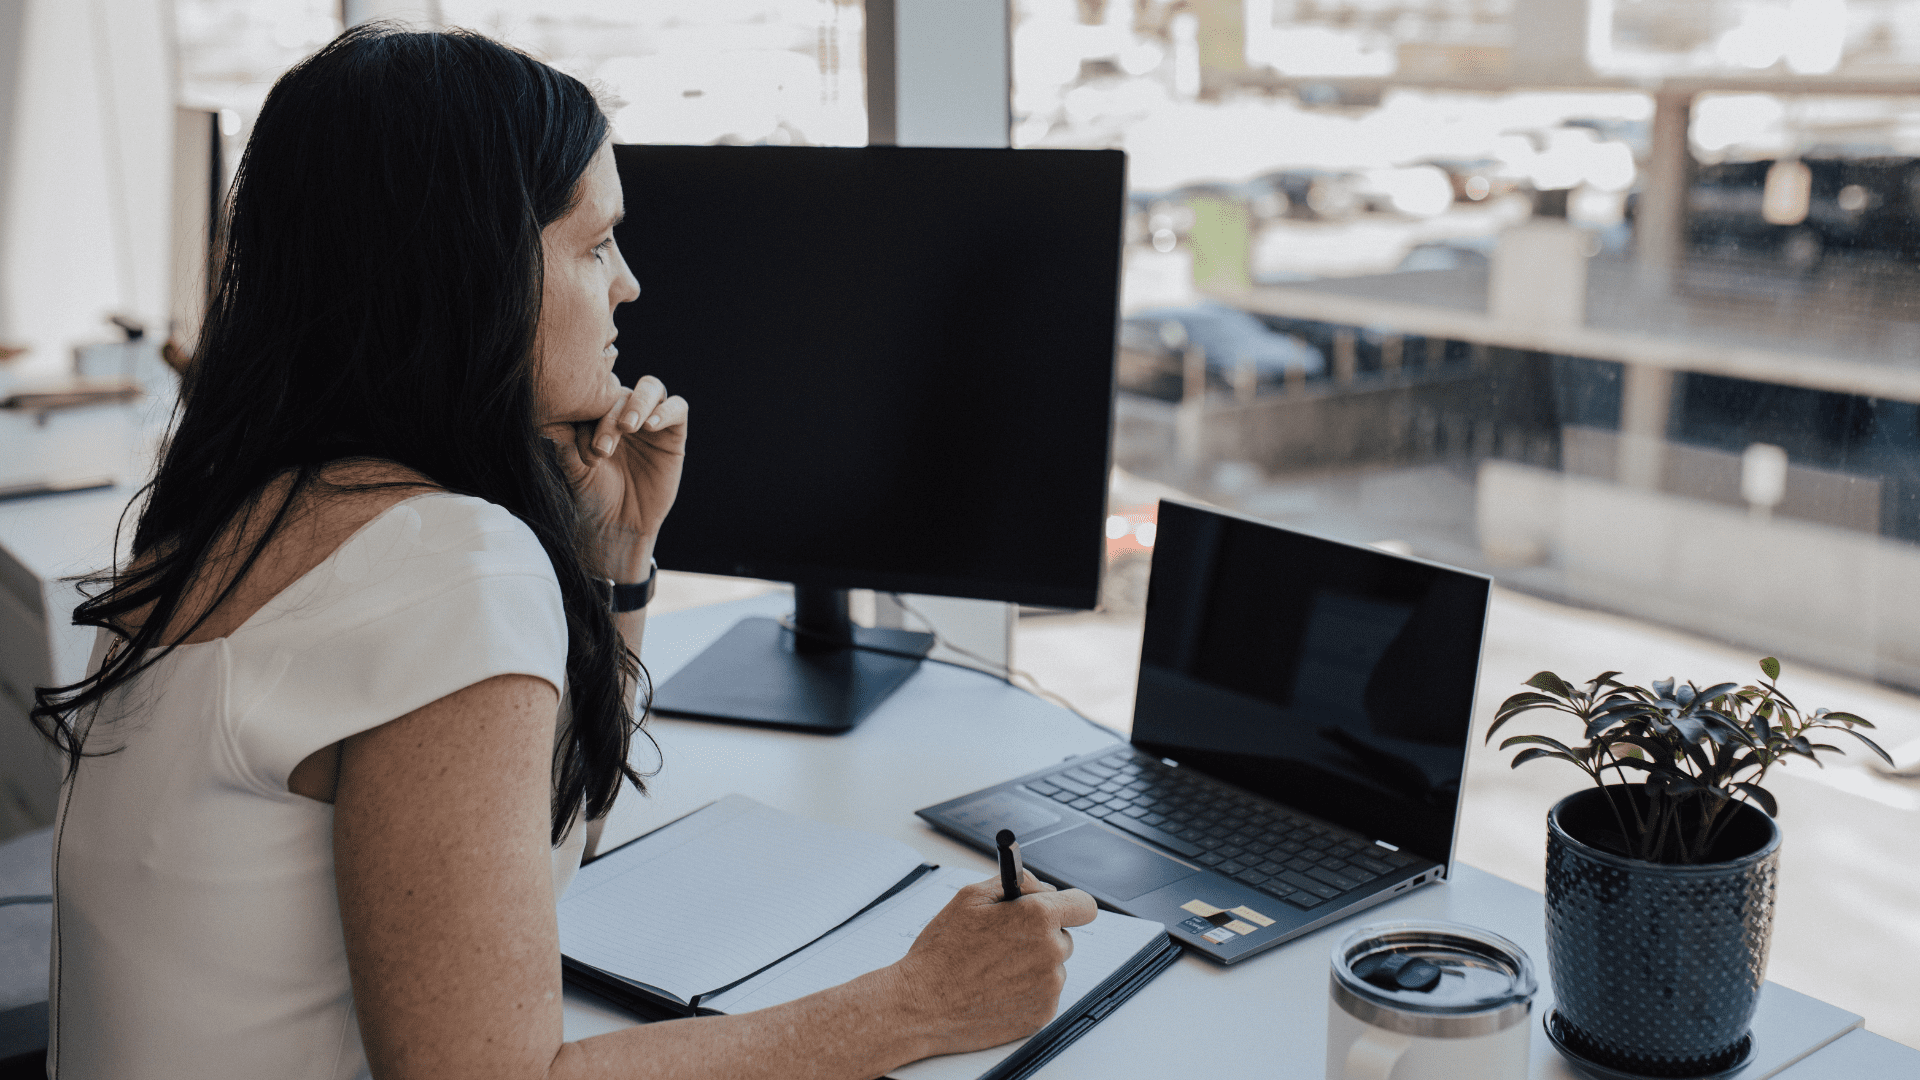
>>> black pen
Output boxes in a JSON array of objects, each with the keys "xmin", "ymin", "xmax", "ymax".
[{"xmin": 996, "ymin": 829, "xmax": 1023, "ymax": 902}]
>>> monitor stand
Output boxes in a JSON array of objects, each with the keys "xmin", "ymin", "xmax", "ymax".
[{"xmin": 649, "ymin": 586, "xmax": 936, "ymax": 733}]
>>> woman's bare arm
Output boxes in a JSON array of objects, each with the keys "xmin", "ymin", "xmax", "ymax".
[{"xmin": 334, "ymin": 673, "xmax": 1095, "ymax": 1080}]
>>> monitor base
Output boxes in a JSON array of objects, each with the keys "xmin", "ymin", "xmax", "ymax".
[{"xmin": 650, "ymin": 616, "xmax": 935, "ymax": 733}]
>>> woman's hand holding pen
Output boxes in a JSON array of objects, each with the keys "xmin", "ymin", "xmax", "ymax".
[
  {"xmin": 880, "ymin": 871, "xmax": 1098, "ymax": 1059},
  {"xmin": 547, "ymin": 372, "xmax": 689, "ymax": 582}
]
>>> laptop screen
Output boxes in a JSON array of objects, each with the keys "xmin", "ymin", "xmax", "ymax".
[{"xmin": 1129, "ymin": 501, "xmax": 1490, "ymax": 865}]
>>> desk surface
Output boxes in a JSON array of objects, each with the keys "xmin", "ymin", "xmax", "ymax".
[{"xmin": 563, "ymin": 593, "xmax": 1872, "ymax": 1079}]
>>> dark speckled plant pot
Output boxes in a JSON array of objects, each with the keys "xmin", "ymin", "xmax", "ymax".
[{"xmin": 1545, "ymin": 786, "xmax": 1780, "ymax": 1078}]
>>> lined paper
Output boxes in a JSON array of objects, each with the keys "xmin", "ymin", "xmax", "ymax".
[{"xmin": 556, "ymin": 795, "xmax": 927, "ymax": 1003}]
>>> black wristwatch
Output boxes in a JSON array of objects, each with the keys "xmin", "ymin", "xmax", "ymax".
[{"xmin": 605, "ymin": 560, "xmax": 658, "ymax": 613}]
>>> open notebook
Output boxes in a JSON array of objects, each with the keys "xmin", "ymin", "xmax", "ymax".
[{"xmin": 559, "ymin": 795, "xmax": 1179, "ymax": 1080}]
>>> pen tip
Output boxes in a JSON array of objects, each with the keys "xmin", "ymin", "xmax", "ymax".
[{"xmin": 996, "ymin": 829, "xmax": 1015, "ymax": 848}]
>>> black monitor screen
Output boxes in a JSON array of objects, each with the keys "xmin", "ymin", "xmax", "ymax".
[
  {"xmin": 1129, "ymin": 502, "xmax": 1490, "ymax": 864},
  {"xmin": 609, "ymin": 145, "xmax": 1125, "ymax": 609}
]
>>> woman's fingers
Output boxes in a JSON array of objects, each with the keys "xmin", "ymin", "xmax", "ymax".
[
  {"xmin": 590, "ymin": 376, "xmax": 669, "ymax": 458},
  {"xmin": 643, "ymin": 394, "xmax": 689, "ymax": 434}
]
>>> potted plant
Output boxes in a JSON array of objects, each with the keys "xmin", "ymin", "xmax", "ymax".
[{"xmin": 1488, "ymin": 658, "xmax": 1892, "ymax": 1079}]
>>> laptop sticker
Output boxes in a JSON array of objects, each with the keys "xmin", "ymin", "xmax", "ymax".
[
  {"xmin": 1224, "ymin": 920, "xmax": 1258, "ymax": 936},
  {"xmin": 1229, "ymin": 905, "xmax": 1275, "ymax": 927},
  {"xmin": 1202, "ymin": 927, "xmax": 1237, "ymax": 944},
  {"xmin": 1180, "ymin": 900, "xmax": 1224, "ymax": 917},
  {"xmin": 1178, "ymin": 916, "xmax": 1216, "ymax": 936}
]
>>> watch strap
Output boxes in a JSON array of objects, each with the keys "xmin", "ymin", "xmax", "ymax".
[{"xmin": 606, "ymin": 560, "xmax": 658, "ymax": 613}]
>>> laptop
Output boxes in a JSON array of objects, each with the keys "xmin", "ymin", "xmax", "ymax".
[{"xmin": 917, "ymin": 499, "xmax": 1491, "ymax": 963}]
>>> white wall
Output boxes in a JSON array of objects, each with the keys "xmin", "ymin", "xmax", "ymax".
[{"xmin": 0, "ymin": 0, "xmax": 175, "ymax": 380}]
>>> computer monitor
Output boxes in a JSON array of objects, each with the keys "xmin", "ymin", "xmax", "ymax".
[{"xmin": 609, "ymin": 144, "xmax": 1126, "ymax": 732}]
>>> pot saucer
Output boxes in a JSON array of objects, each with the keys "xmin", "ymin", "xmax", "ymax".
[{"xmin": 1543, "ymin": 1010, "xmax": 1753, "ymax": 1080}]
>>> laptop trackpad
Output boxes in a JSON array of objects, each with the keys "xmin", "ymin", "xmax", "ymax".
[{"xmin": 1024, "ymin": 825, "xmax": 1200, "ymax": 901}]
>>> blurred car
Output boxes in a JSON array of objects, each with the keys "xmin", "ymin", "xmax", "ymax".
[
  {"xmin": 1687, "ymin": 156, "xmax": 1920, "ymax": 270},
  {"xmin": 1255, "ymin": 168, "xmax": 1364, "ymax": 221},
  {"xmin": 1100, "ymin": 502, "xmax": 1158, "ymax": 612},
  {"xmin": 1420, "ymin": 157, "xmax": 1528, "ymax": 204},
  {"xmin": 1119, "ymin": 303, "xmax": 1326, "ymax": 400}
]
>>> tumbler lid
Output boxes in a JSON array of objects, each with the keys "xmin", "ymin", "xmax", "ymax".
[{"xmin": 1331, "ymin": 921, "xmax": 1536, "ymax": 1037}]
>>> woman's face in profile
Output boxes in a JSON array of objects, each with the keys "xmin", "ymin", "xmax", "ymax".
[{"xmin": 535, "ymin": 141, "xmax": 640, "ymax": 425}]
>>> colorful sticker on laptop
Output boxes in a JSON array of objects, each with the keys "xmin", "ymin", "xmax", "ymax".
[
  {"xmin": 1230, "ymin": 906, "xmax": 1275, "ymax": 927},
  {"xmin": 1180, "ymin": 900, "xmax": 1223, "ymax": 917},
  {"xmin": 1203, "ymin": 927, "xmax": 1236, "ymax": 944},
  {"xmin": 1178, "ymin": 916, "xmax": 1215, "ymax": 936},
  {"xmin": 1224, "ymin": 919, "xmax": 1258, "ymax": 936}
]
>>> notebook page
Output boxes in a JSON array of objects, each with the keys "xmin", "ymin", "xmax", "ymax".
[
  {"xmin": 557, "ymin": 794, "xmax": 927, "ymax": 1003},
  {"xmin": 702, "ymin": 865, "xmax": 1168, "ymax": 1080}
]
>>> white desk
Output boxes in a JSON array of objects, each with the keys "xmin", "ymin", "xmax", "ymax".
[{"xmin": 564, "ymin": 593, "xmax": 1876, "ymax": 1079}]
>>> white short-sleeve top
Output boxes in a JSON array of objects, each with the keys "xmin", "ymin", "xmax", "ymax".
[{"xmin": 49, "ymin": 493, "xmax": 579, "ymax": 1080}]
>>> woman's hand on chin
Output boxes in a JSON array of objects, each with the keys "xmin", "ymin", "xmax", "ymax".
[{"xmin": 544, "ymin": 372, "xmax": 688, "ymax": 581}]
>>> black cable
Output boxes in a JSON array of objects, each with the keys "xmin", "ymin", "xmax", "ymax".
[
  {"xmin": 0, "ymin": 895, "xmax": 52, "ymax": 908},
  {"xmin": 774, "ymin": 605, "xmax": 1126, "ymax": 744}
]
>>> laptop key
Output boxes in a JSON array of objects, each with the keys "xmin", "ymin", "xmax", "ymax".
[
  {"xmin": 1234, "ymin": 870, "xmax": 1270, "ymax": 887},
  {"xmin": 1086, "ymin": 806, "xmax": 1115, "ymax": 819},
  {"xmin": 1308, "ymin": 867, "xmax": 1365, "ymax": 892},
  {"xmin": 1062, "ymin": 768, "xmax": 1102, "ymax": 786},
  {"xmin": 1025, "ymin": 781, "xmax": 1060, "ymax": 796},
  {"xmin": 1278, "ymin": 871, "xmax": 1343, "ymax": 899},
  {"xmin": 1050, "ymin": 777, "xmax": 1096, "ymax": 797},
  {"xmin": 1279, "ymin": 890, "xmax": 1326, "ymax": 909},
  {"xmin": 1215, "ymin": 861, "xmax": 1247, "ymax": 876},
  {"xmin": 1197, "ymin": 852, "xmax": 1224, "ymax": 866},
  {"xmin": 1070, "ymin": 797, "xmax": 1097, "ymax": 811},
  {"xmin": 1103, "ymin": 813, "xmax": 1204, "ymax": 858},
  {"xmin": 1353, "ymin": 855, "xmax": 1395, "ymax": 876}
]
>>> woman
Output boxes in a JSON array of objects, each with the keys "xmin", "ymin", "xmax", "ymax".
[{"xmin": 32, "ymin": 25, "xmax": 1094, "ymax": 1080}]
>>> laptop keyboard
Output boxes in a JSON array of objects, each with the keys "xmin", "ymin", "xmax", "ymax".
[{"xmin": 1021, "ymin": 749, "xmax": 1416, "ymax": 911}]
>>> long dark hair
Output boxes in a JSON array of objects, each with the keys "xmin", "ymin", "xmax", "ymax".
[{"xmin": 30, "ymin": 25, "xmax": 647, "ymax": 844}]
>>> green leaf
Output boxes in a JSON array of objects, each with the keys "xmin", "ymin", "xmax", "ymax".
[
  {"xmin": 1495, "ymin": 692, "xmax": 1562, "ymax": 718},
  {"xmin": 1586, "ymin": 670, "xmax": 1624, "ymax": 691},
  {"xmin": 1696, "ymin": 682, "xmax": 1740, "ymax": 703},
  {"xmin": 1822, "ymin": 711, "xmax": 1874, "ymax": 729},
  {"xmin": 1510, "ymin": 748, "xmax": 1584, "ymax": 770},
  {"xmin": 1760, "ymin": 656, "xmax": 1781, "ymax": 680},
  {"xmin": 1652, "ymin": 677, "xmax": 1676, "ymax": 699},
  {"xmin": 1680, "ymin": 738, "xmax": 1713, "ymax": 774},
  {"xmin": 1733, "ymin": 782, "xmax": 1778, "ymax": 816},
  {"xmin": 1826, "ymin": 728, "xmax": 1896, "ymax": 766},
  {"xmin": 1526, "ymin": 671, "xmax": 1575, "ymax": 698},
  {"xmin": 1604, "ymin": 756, "xmax": 1677, "ymax": 776},
  {"xmin": 1500, "ymin": 734, "xmax": 1578, "ymax": 755},
  {"xmin": 1698, "ymin": 711, "xmax": 1759, "ymax": 748},
  {"xmin": 1586, "ymin": 714, "xmax": 1629, "ymax": 739}
]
